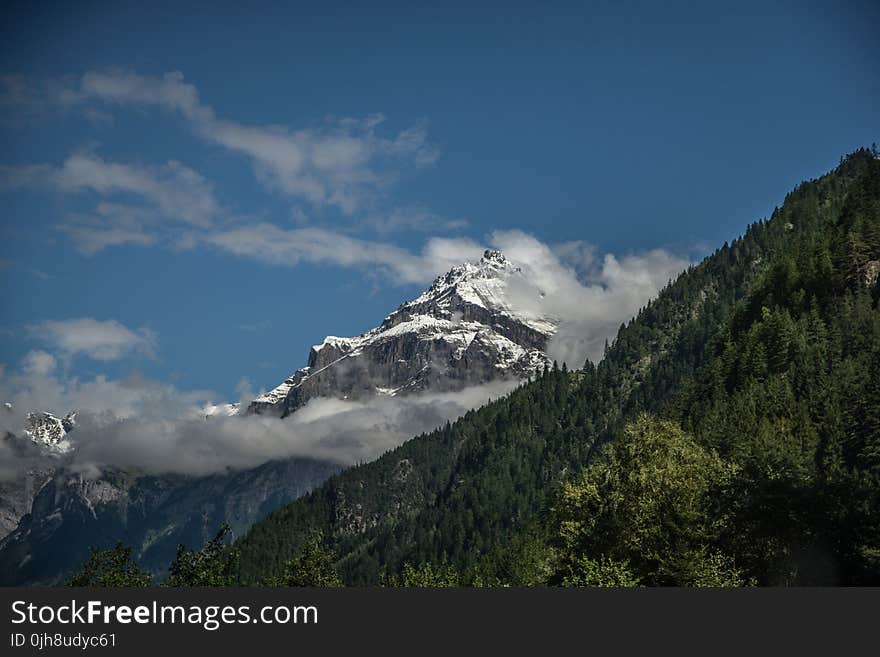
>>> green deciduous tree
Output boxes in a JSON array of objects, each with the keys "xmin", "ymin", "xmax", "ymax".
[
  {"xmin": 67, "ymin": 543, "xmax": 152, "ymax": 587},
  {"xmin": 382, "ymin": 562, "xmax": 461, "ymax": 587},
  {"xmin": 267, "ymin": 534, "xmax": 342, "ymax": 587},
  {"xmin": 165, "ymin": 525, "xmax": 239, "ymax": 587},
  {"xmin": 549, "ymin": 415, "xmax": 743, "ymax": 586}
]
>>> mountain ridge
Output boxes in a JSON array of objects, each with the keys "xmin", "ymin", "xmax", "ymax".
[{"xmin": 248, "ymin": 249, "xmax": 556, "ymax": 416}]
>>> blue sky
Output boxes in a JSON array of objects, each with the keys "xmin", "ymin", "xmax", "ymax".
[{"xmin": 1, "ymin": 0, "xmax": 878, "ymax": 403}]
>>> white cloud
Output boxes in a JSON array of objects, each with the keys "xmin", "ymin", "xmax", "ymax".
[
  {"xmin": 28, "ymin": 318, "xmax": 157, "ymax": 362},
  {"xmin": 362, "ymin": 206, "xmax": 469, "ymax": 235},
  {"xmin": 239, "ymin": 320, "xmax": 272, "ymax": 333},
  {"xmin": 54, "ymin": 152, "xmax": 219, "ymax": 228},
  {"xmin": 58, "ymin": 224, "xmax": 157, "ymax": 256},
  {"xmin": 0, "ymin": 359, "xmax": 515, "ymax": 477},
  {"xmin": 1, "ymin": 154, "xmax": 218, "ymax": 228},
  {"xmin": 79, "ymin": 70, "xmax": 204, "ymax": 118},
  {"xmin": 0, "ymin": 75, "xmax": 84, "ymax": 125},
  {"xmin": 1, "ymin": 151, "xmax": 221, "ymax": 254},
  {"xmin": 71, "ymin": 381, "xmax": 516, "ymax": 476},
  {"xmin": 206, "ymin": 223, "xmax": 484, "ymax": 285},
  {"xmin": 21, "ymin": 350, "xmax": 56, "ymax": 376},
  {"xmin": 0, "ymin": 163, "xmax": 53, "ymax": 190},
  {"xmin": 488, "ymin": 230, "xmax": 690, "ymax": 365},
  {"xmin": 77, "ymin": 70, "xmax": 438, "ymax": 214},
  {"xmin": 1, "ymin": 72, "xmax": 440, "ymax": 256},
  {"xmin": 28, "ymin": 268, "xmax": 53, "ymax": 281}
]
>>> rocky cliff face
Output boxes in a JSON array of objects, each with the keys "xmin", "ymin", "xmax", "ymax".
[
  {"xmin": 0, "ymin": 412, "xmax": 68, "ymax": 539},
  {"xmin": 249, "ymin": 250, "xmax": 557, "ymax": 416},
  {"xmin": 20, "ymin": 410, "xmax": 76, "ymax": 453},
  {"xmin": 0, "ymin": 458, "xmax": 340, "ymax": 585},
  {"xmin": 0, "ymin": 407, "xmax": 340, "ymax": 583},
  {"xmin": 0, "ymin": 465, "xmax": 56, "ymax": 539}
]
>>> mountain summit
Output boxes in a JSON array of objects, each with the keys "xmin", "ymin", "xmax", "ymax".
[
  {"xmin": 23, "ymin": 411, "xmax": 75, "ymax": 454},
  {"xmin": 249, "ymin": 250, "xmax": 557, "ymax": 416}
]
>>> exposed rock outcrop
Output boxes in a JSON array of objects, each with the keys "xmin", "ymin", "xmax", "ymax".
[{"xmin": 249, "ymin": 250, "xmax": 557, "ymax": 416}]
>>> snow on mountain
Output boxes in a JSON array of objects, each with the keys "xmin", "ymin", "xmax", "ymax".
[
  {"xmin": 22, "ymin": 411, "xmax": 75, "ymax": 454},
  {"xmin": 200, "ymin": 402, "xmax": 241, "ymax": 419},
  {"xmin": 249, "ymin": 250, "xmax": 559, "ymax": 417},
  {"xmin": 403, "ymin": 248, "xmax": 557, "ymax": 335}
]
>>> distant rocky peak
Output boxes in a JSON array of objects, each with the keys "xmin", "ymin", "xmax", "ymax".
[
  {"xmin": 478, "ymin": 249, "xmax": 522, "ymax": 275},
  {"xmin": 23, "ymin": 411, "xmax": 75, "ymax": 453},
  {"xmin": 249, "ymin": 249, "xmax": 557, "ymax": 417}
]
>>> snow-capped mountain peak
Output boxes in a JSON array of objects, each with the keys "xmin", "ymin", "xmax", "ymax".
[
  {"xmin": 397, "ymin": 248, "xmax": 556, "ymax": 335},
  {"xmin": 201, "ymin": 402, "xmax": 241, "ymax": 419},
  {"xmin": 23, "ymin": 411, "xmax": 76, "ymax": 453},
  {"xmin": 249, "ymin": 250, "xmax": 558, "ymax": 416}
]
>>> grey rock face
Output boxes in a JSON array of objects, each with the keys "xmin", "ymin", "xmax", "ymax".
[
  {"xmin": 23, "ymin": 411, "xmax": 76, "ymax": 453},
  {"xmin": 249, "ymin": 250, "xmax": 557, "ymax": 417},
  {"xmin": 0, "ymin": 428, "xmax": 62, "ymax": 539},
  {"xmin": 0, "ymin": 458, "xmax": 341, "ymax": 585},
  {"xmin": 0, "ymin": 466, "xmax": 56, "ymax": 539}
]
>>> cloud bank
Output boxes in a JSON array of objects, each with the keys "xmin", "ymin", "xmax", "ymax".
[
  {"xmin": 487, "ymin": 231, "xmax": 690, "ymax": 365},
  {"xmin": 3, "ymin": 71, "xmax": 437, "ymax": 216},
  {"xmin": 0, "ymin": 361, "xmax": 516, "ymax": 478}
]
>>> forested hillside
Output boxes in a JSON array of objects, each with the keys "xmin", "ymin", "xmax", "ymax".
[
  {"xmin": 488, "ymin": 151, "xmax": 880, "ymax": 587},
  {"xmin": 235, "ymin": 148, "xmax": 879, "ymax": 585},
  {"xmin": 666, "ymin": 152, "xmax": 880, "ymax": 584}
]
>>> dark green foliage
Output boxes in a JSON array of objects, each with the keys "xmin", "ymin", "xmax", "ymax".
[
  {"xmin": 381, "ymin": 562, "xmax": 462, "ymax": 587},
  {"xmin": 236, "ymin": 148, "xmax": 879, "ymax": 586},
  {"xmin": 669, "ymin": 154, "xmax": 880, "ymax": 584},
  {"xmin": 238, "ymin": 367, "xmax": 599, "ymax": 584},
  {"xmin": 467, "ymin": 529, "xmax": 558, "ymax": 587},
  {"xmin": 601, "ymin": 149, "xmax": 873, "ymax": 421},
  {"xmin": 263, "ymin": 533, "xmax": 342, "ymax": 587},
  {"xmin": 552, "ymin": 153, "xmax": 880, "ymax": 586},
  {"xmin": 66, "ymin": 542, "xmax": 152, "ymax": 587},
  {"xmin": 547, "ymin": 415, "xmax": 748, "ymax": 587},
  {"xmin": 558, "ymin": 556, "xmax": 641, "ymax": 587},
  {"xmin": 164, "ymin": 525, "xmax": 240, "ymax": 587}
]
